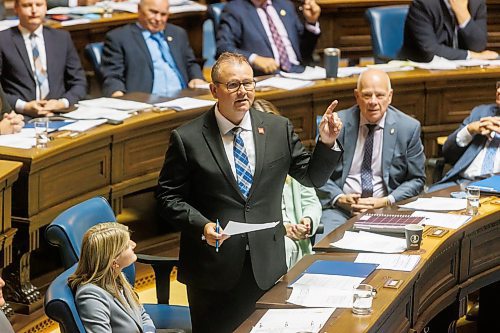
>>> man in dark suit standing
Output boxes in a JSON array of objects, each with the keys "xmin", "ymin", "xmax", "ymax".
[
  {"xmin": 430, "ymin": 82, "xmax": 500, "ymax": 191},
  {"xmin": 0, "ymin": 0, "xmax": 86, "ymax": 118},
  {"xmin": 400, "ymin": 0, "xmax": 498, "ymax": 62},
  {"xmin": 101, "ymin": 0, "xmax": 207, "ymax": 98},
  {"xmin": 315, "ymin": 69, "xmax": 426, "ymax": 241},
  {"xmin": 156, "ymin": 52, "xmax": 343, "ymax": 333},
  {"xmin": 216, "ymin": 0, "xmax": 321, "ymax": 76}
]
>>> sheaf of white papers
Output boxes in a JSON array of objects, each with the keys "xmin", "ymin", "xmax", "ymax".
[
  {"xmin": 222, "ymin": 221, "xmax": 279, "ymax": 236},
  {"xmin": 0, "ymin": 134, "xmax": 35, "ymax": 149},
  {"xmin": 408, "ymin": 56, "xmax": 458, "ymax": 70},
  {"xmin": 65, "ymin": 106, "xmax": 132, "ymax": 121},
  {"xmin": 250, "ymin": 308, "xmax": 335, "ymax": 333},
  {"xmin": 47, "ymin": 6, "xmax": 103, "ymax": 15},
  {"xmin": 410, "ymin": 211, "xmax": 471, "ymax": 229},
  {"xmin": 59, "ymin": 119, "xmax": 108, "ymax": 132},
  {"xmin": 169, "ymin": 1, "xmax": 207, "ymax": 14},
  {"xmin": 355, "ymin": 253, "xmax": 420, "ymax": 272},
  {"xmin": 78, "ymin": 97, "xmax": 152, "ymax": 111},
  {"xmin": 330, "ymin": 231, "xmax": 407, "ymax": 253},
  {"xmin": 256, "ymin": 77, "xmax": 313, "ymax": 90},
  {"xmin": 0, "ymin": 20, "xmax": 19, "ymax": 32},
  {"xmin": 280, "ymin": 66, "xmax": 326, "ymax": 80},
  {"xmin": 399, "ymin": 197, "xmax": 467, "ymax": 211},
  {"xmin": 366, "ymin": 62, "xmax": 414, "ymax": 72},
  {"xmin": 154, "ymin": 97, "xmax": 214, "ymax": 110},
  {"xmin": 288, "ymin": 274, "xmax": 364, "ymax": 308}
]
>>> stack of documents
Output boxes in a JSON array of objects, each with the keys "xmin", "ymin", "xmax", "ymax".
[
  {"xmin": 354, "ymin": 253, "xmax": 421, "ymax": 272},
  {"xmin": 330, "ymin": 231, "xmax": 407, "ymax": 253},
  {"xmin": 256, "ymin": 77, "xmax": 313, "ymax": 90},
  {"xmin": 250, "ymin": 308, "xmax": 335, "ymax": 333},
  {"xmin": 154, "ymin": 97, "xmax": 214, "ymax": 111},
  {"xmin": 280, "ymin": 66, "xmax": 327, "ymax": 80},
  {"xmin": 78, "ymin": 97, "xmax": 152, "ymax": 111},
  {"xmin": 411, "ymin": 211, "xmax": 470, "ymax": 229},
  {"xmin": 399, "ymin": 197, "xmax": 467, "ymax": 211}
]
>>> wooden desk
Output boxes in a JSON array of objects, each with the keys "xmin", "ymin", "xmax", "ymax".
[
  {"xmin": 316, "ymin": 0, "xmax": 500, "ymax": 62},
  {"xmin": 236, "ymin": 190, "xmax": 500, "ymax": 332}
]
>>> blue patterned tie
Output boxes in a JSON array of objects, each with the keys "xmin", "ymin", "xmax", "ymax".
[
  {"xmin": 30, "ymin": 33, "xmax": 49, "ymax": 99},
  {"xmin": 150, "ymin": 33, "xmax": 186, "ymax": 88},
  {"xmin": 232, "ymin": 127, "xmax": 253, "ymax": 198},
  {"xmin": 481, "ymin": 133, "xmax": 500, "ymax": 175},
  {"xmin": 361, "ymin": 124, "xmax": 376, "ymax": 198}
]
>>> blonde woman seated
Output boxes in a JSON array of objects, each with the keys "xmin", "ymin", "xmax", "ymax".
[
  {"xmin": 68, "ymin": 222, "xmax": 156, "ymax": 333},
  {"xmin": 253, "ymin": 99, "xmax": 322, "ymax": 269}
]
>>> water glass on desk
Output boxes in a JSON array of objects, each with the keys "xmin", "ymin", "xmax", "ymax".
[
  {"xmin": 33, "ymin": 117, "xmax": 49, "ymax": 148},
  {"xmin": 466, "ymin": 186, "xmax": 480, "ymax": 216},
  {"xmin": 352, "ymin": 284, "xmax": 376, "ymax": 315}
]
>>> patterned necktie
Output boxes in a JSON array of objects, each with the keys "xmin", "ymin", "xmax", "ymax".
[
  {"xmin": 261, "ymin": 2, "xmax": 291, "ymax": 72},
  {"xmin": 480, "ymin": 133, "xmax": 500, "ymax": 175},
  {"xmin": 232, "ymin": 127, "xmax": 253, "ymax": 198},
  {"xmin": 30, "ymin": 33, "xmax": 49, "ymax": 99},
  {"xmin": 150, "ymin": 33, "xmax": 186, "ymax": 88},
  {"xmin": 361, "ymin": 124, "xmax": 376, "ymax": 198}
]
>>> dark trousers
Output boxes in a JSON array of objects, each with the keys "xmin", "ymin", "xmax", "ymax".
[{"xmin": 186, "ymin": 253, "xmax": 266, "ymax": 333}]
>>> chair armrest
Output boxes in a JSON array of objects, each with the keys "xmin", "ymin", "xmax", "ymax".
[
  {"xmin": 136, "ymin": 254, "xmax": 179, "ymax": 304},
  {"xmin": 426, "ymin": 157, "xmax": 446, "ymax": 184}
]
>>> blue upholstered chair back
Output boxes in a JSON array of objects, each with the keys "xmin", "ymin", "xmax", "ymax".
[
  {"xmin": 45, "ymin": 196, "xmax": 135, "ymax": 283},
  {"xmin": 203, "ymin": 3, "xmax": 226, "ymax": 67},
  {"xmin": 44, "ymin": 264, "xmax": 85, "ymax": 333},
  {"xmin": 365, "ymin": 5, "xmax": 409, "ymax": 63},
  {"xmin": 84, "ymin": 42, "xmax": 104, "ymax": 79}
]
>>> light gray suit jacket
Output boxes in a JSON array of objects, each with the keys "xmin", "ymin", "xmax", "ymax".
[
  {"xmin": 75, "ymin": 283, "xmax": 155, "ymax": 333},
  {"xmin": 317, "ymin": 105, "xmax": 426, "ymax": 207},
  {"xmin": 0, "ymin": 310, "xmax": 14, "ymax": 333}
]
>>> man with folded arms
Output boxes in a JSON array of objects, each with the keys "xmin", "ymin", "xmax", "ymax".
[
  {"xmin": 101, "ymin": 0, "xmax": 207, "ymax": 97},
  {"xmin": 216, "ymin": 0, "xmax": 321, "ymax": 76},
  {"xmin": 315, "ymin": 69, "xmax": 426, "ymax": 242},
  {"xmin": 0, "ymin": 0, "xmax": 86, "ymax": 118},
  {"xmin": 400, "ymin": 0, "xmax": 498, "ymax": 62}
]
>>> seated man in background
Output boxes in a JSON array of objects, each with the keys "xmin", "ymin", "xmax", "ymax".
[
  {"xmin": 101, "ymin": 0, "xmax": 207, "ymax": 97},
  {"xmin": 216, "ymin": 0, "xmax": 321, "ymax": 76},
  {"xmin": 399, "ymin": 0, "xmax": 498, "ymax": 62},
  {"xmin": 0, "ymin": 0, "xmax": 87, "ymax": 118},
  {"xmin": 253, "ymin": 99, "xmax": 322, "ymax": 269},
  {"xmin": 430, "ymin": 82, "xmax": 500, "ymax": 191},
  {"xmin": 1, "ymin": 84, "xmax": 25, "ymax": 134},
  {"xmin": 316, "ymin": 69, "xmax": 426, "ymax": 242}
]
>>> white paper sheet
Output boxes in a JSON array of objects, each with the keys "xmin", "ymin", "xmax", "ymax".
[
  {"xmin": 408, "ymin": 56, "xmax": 458, "ymax": 70},
  {"xmin": 154, "ymin": 97, "xmax": 214, "ymax": 110},
  {"xmin": 222, "ymin": 221, "xmax": 279, "ymax": 236},
  {"xmin": 59, "ymin": 119, "xmax": 107, "ymax": 132},
  {"xmin": 287, "ymin": 284, "xmax": 353, "ymax": 308},
  {"xmin": 399, "ymin": 197, "xmax": 467, "ymax": 211},
  {"xmin": 410, "ymin": 211, "xmax": 471, "ymax": 229},
  {"xmin": 291, "ymin": 273, "xmax": 365, "ymax": 290},
  {"xmin": 280, "ymin": 66, "xmax": 327, "ymax": 80},
  {"xmin": 0, "ymin": 20, "xmax": 19, "ymax": 32},
  {"xmin": 355, "ymin": 253, "xmax": 420, "ymax": 272},
  {"xmin": 330, "ymin": 231, "xmax": 407, "ymax": 253},
  {"xmin": 256, "ymin": 77, "xmax": 313, "ymax": 90},
  {"xmin": 61, "ymin": 18, "xmax": 91, "ymax": 26},
  {"xmin": 0, "ymin": 134, "xmax": 35, "ymax": 149},
  {"xmin": 250, "ymin": 308, "xmax": 335, "ymax": 333},
  {"xmin": 169, "ymin": 1, "xmax": 207, "ymax": 14},
  {"xmin": 78, "ymin": 97, "xmax": 152, "ymax": 111},
  {"xmin": 64, "ymin": 106, "xmax": 132, "ymax": 121}
]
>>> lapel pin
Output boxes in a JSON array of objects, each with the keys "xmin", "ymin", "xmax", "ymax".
[
  {"xmin": 390, "ymin": 128, "xmax": 395, "ymax": 135},
  {"xmin": 280, "ymin": 9, "xmax": 286, "ymax": 16},
  {"xmin": 167, "ymin": 36, "xmax": 173, "ymax": 42},
  {"xmin": 258, "ymin": 127, "xmax": 265, "ymax": 134}
]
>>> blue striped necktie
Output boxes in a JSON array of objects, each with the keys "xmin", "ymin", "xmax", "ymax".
[
  {"xmin": 480, "ymin": 133, "xmax": 500, "ymax": 175},
  {"xmin": 30, "ymin": 33, "xmax": 49, "ymax": 99},
  {"xmin": 361, "ymin": 124, "xmax": 376, "ymax": 198},
  {"xmin": 232, "ymin": 127, "xmax": 253, "ymax": 198}
]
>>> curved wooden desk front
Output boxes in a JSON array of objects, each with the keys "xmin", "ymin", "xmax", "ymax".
[{"xmin": 235, "ymin": 190, "xmax": 500, "ymax": 332}]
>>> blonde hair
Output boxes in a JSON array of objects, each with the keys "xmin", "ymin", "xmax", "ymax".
[{"xmin": 68, "ymin": 222, "xmax": 140, "ymax": 309}]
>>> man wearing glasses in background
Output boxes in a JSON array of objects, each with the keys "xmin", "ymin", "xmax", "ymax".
[
  {"xmin": 430, "ymin": 81, "xmax": 500, "ymax": 191},
  {"xmin": 156, "ymin": 52, "xmax": 343, "ymax": 332}
]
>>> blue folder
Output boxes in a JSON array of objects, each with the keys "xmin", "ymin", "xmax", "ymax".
[
  {"xmin": 289, "ymin": 260, "xmax": 378, "ymax": 286},
  {"xmin": 469, "ymin": 175, "xmax": 500, "ymax": 194}
]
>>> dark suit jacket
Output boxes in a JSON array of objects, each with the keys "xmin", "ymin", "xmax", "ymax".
[
  {"xmin": 0, "ymin": 84, "xmax": 11, "ymax": 115},
  {"xmin": 437, "ymin": 104, "xmax": 499, "ymax": 184},
  {"xmin": 317, "ymin": 105, "xmax": 426, "ymax": 206},
  {"xmin": 156, "ymin": 107, "xmax": 342, "ymax": 291},
  {"xmin": 101, "ymin": 23, "xmax": 203, "ymax": 97},
  {"xmin": 399, "ymin": 0, "xmax": 487, "ymax": 62},
  {"xmin": 216, "ymin": 0, "xmax": 319, "ymax": 76},
  {"xmin": 0, "ymin": 26, "xmax": 87, "ymax": 108}
]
